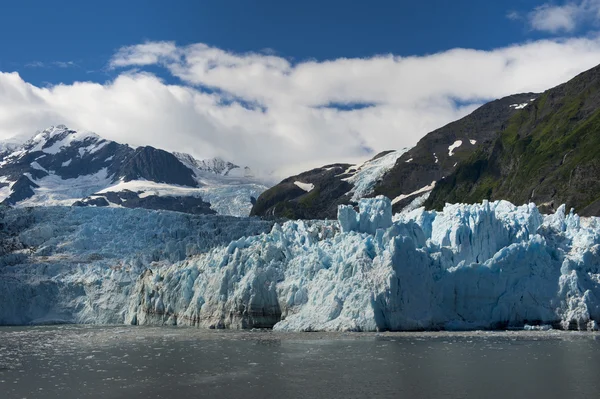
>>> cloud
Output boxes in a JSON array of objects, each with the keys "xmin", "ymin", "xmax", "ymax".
[
  {"xmin": 110, "ymin": 42, "xmax": 180, "ymax": 68},
  {"xmin": 25, "ymin": 61, "xmax": 45, "ymax": 68},
  {"xmin": 506, "ymin": 11, "xmax": 522, "ymax": 21},
  {"xmin": 525, "ymin": 0, "xmax": 600, "ymax": 33},
  {"xmin": 3, "ymin": 37, "xmax": 600, "ymax": 177},
  {"xmin": 24, "ymin": 61, "xmax": 77, "ymax": 69},
  {"xmin": 53, "ymin": 61, "xmax": 76, "ymax": 68}
]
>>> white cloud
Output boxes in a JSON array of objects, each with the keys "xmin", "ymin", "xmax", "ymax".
[
  {"xmin": 110, "ymin": 42, "xmax": 180, "ymax": 67},
  {"xmin": 53, "ymin": 61, "xmax": 76, "ymax": 68},
  {"xmin": 25, "ymin": 61, "xmax": 45, "ymax": 68},
  {"xmin": 526, "ymin": 0, "xmax": 600, "ymax": 33},
  {"xmin": 2, "ymin": 37, "xmax": 600, "ymax": 177}
]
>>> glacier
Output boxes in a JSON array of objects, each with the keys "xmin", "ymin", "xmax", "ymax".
[{"xmin": 1, "ymin": 196, "xmax": 599, "ymax": 331}]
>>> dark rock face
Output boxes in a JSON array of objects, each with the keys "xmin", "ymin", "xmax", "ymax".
[
  {"xmin": 74, "ymin": 190, "xmax": 216, "ymax": 215},
  {"xmin": 374, "ymin": 93, "xmax": 538, "ymax": 212},
  {"xmin": 118, "ymin": 146, "xmax": 198, "ymax": 187},
  {"xmin": 426, "ymin": 64, "xmax": 600, "ymax": 216},
  {"xmin": 72, "ymin": 197, "xmax": 110, "ymax": 207},
  {"xmin": 2, "ymin": 176, "xmax": 39, "ymax": 205},
  {"xmin": 250, "ymin": 164, "xmax": 353, "ymax": 219}
]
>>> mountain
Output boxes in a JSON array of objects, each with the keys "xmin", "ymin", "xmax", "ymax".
[
  {"xmin": 0, "ymin": 125, "xmax": 268, "ymax": 216},
  {"xmin": 426, "ymin": 64, "xmax": 600, "ymax": 216},
  {"xmin": 251, "ymin": 92, "xmax": 538, "ymax": 219},
  {"xmin": 250, "ymin": 150, "xmax": 408, "ymax": 219}
]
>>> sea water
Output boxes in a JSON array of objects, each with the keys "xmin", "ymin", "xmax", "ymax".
[{"xmin": 0, "ymin": 326, "xmax": 599, "ymax": 398}]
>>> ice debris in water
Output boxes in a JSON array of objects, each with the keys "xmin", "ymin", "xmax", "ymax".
[{"xmin": 1, "ymin": 197, "xmax": 600, "ymax": 332}]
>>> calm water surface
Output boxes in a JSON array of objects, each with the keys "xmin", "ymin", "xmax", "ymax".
[{"xmin": 0, "ymin": 326, "xmax": 599, "ymax": 398}]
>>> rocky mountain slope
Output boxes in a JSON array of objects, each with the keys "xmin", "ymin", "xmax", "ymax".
[
  {"xmin": 0, "ymin": 125, "xmax": 268, "ymax": 216},
  {"xmin": 426, "ymin": 64, "xmax": 600, "ymax": 216},
  {"xmin": 251, "ymin": 92, "xmax": 537, "ymax": 219}
]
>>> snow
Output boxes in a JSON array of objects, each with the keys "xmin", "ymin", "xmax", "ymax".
[
  {"xmin": 87, "ymin": 140, "xmax": 108, "ymax": 154},
  {"xmin": 448, "ymin": 140, "xmax": 462, "ymax": 156},
  {"xmin": 2, "ymin": 198, "xmax": 599, "ymax": 331},
  {"xmin": 294, "ymin": 181, "xmax": 314, "ymax": 192},
  {"xmin": 510, "ymin": 103, "xmax": 528, "ymax": 110},
  {"xmin": 434, "ymin": 153, "xmax": 438, "ymax": 164},
  {"xmin": 0, "ymin": 181, "xmax": 11, "ymax": 202},
  {"xmin": 1, "ymin": 126, "xmax": 269, "ymax": 217},
  {"xmin": 393, "ymin": 192, "xmax": 431, "ymax": 217},
  {"xmin": 469, "ymin": 139, "xmax": 477, "ymax": 145},
  {"xmin": 30, "ymin": 162, "xmax": 48, "ymax": 173},
  {"xmin": 341, "ymin": 149, "xmax": 410, "ymax": 202},
  {"xmin": 37, "ymin": 127, "xmax": 100, "ymax": 155},
  {"xmin": 405, "ymin": 158, "xmax": 413, "ymax": 163},
  {"xmin": 17, "ymin": 169, "xmax": 112, "ymax": 207},
  {"xmin": 96, "ymin": 179, "xmax": 267, "ymax": 217},
  {"xmin": 391, "ymin": 181, "xmax": 436, "ymax": 205}
]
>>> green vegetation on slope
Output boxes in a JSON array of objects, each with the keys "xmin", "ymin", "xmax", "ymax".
[{"xmin": 426, "ymin": 65, "xmax": 600, "ymax": 216}]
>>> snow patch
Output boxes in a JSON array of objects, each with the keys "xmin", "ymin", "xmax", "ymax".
[
  {"xmin": 510, "ymin": 103, "xmax": 528, "ymax": 110},
  {"xmin": 469, "ymin": 139, "xmax": 477, "ymax": 145},
  {"xmin": 17, "ymin": 168, "xmax": 112, "ymax": 207},
  {"xmin": 294, "ymin": 181, "xmax": 314, "ymax": 192},
  {"xmin": 30, "ymin": 162, "xmax": 48, "ymax": 173},
  {"xmin": 391, "ymin": 181, "xmax": 436, "ymax": 205},
  {"xmin": 342, "ymin": 149, "xmax": 411, "ymax": 202},
  {"xmin": 448, "ymin": 140, "xmax": 462, "ymax": 156}
]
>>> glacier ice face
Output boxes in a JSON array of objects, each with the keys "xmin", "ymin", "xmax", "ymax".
[
  {"xmin": 0, "ymin": 206, "xmax": 274, "ymax": 325},
  {"xmin": 1, "ymin": 196, "xmax": 600, "ymax": 331}
]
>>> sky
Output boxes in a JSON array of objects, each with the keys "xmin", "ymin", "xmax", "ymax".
[{"xmin": 2, "ymin": 0, "xmax": 600, "ymax": 176}]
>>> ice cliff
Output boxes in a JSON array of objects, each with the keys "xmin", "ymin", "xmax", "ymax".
[{"xmin": 1, "ymin": 197, "xmax": 599, "ymax": 331}]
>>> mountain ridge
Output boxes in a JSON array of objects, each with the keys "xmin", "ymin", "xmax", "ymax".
[
  {"xmin": 251, "ymin": 92, "xmax": 539, "ymax": 219},
  {"xmin": 425, "ymin": 63, "xmax": 600, "ymax": 216},
  {"xmin": 0, "ymin": 125, "xmax": 268, "ymax": 216}
]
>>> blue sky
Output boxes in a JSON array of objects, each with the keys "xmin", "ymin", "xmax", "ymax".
[
  {"xmin": 0, "ymin": 0, "xmax": 577, "ymax": 86},
  {"xmin": 1, "ymin": 0, "xmax": 600, "ymax": 174}
]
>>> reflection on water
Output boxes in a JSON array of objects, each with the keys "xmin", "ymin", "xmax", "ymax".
[{"xmin": 0, "ymin": 326, "xmax": 599, "ymax": 398}]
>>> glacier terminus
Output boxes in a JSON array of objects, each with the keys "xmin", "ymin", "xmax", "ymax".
[{"xmin": 1, "ymin": 196, "xmax": 598, "ymax": 332}]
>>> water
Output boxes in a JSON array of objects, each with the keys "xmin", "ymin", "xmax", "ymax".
[{"xmin": 0, "ymin": 326, "xmax": 599, "ymax": 398}]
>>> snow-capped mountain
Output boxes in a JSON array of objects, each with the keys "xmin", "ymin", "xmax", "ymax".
[{"xmin": 0, "ymin": 125, "xmax": 269, "ymax": 216}]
